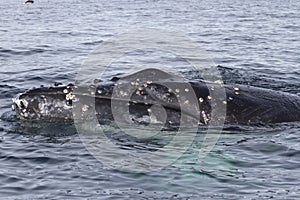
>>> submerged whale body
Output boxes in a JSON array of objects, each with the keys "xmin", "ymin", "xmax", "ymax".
[{"xmin": 12, "ymin": 68, "xmax": 300, "ymax": 126}]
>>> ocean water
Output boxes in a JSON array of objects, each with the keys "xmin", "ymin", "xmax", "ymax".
[{"xmin": 0, "ymin": 0, "xmax": 300, "ymax": 199}]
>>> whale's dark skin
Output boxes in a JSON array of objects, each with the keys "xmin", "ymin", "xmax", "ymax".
[{"xmin": 12, "ymin": 69, "xmax": 300, "ymax": 126}]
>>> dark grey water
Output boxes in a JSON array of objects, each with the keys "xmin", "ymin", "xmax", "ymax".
[{"xmin": 1, "ymin": 0, "xmax": 300, "ymax": 199}]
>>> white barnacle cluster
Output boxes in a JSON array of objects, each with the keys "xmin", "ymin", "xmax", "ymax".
[
  {"xmin": 63, "ymin": 86, "xmax": 75, "ymax": 101},
  {"xmin": 66, "ymin": 92, "xmax": 75, "ymax": 101},
  {"xmin": 214, "ymin": 79, "xmax": 223, "ymax": 85},
  {"xmin": 87, "ymin": 85, "xmax": 97, "ymax": 96},
  {"xmin": 183, "ymin": 100, "xmax": 190, "ymax": 105},
  {"xmin": 162, "ymin": 92, "xmax": 172, "ymax": 102},
  {"xmin": 174, "ymin": 86, "xmax": 194, "ymax": 106},
  {"xmin": 201, "ymin": 110, "xmax": 210, "ymax": 124},
  {"xmin": 38, "ymin": 100, "xmax": 47, "ymax": 115},
  {"xmin": 120, "ymin": 90, "xmax": 129, "ymax": 97},
  {"xmin": 13, "ymin": 97, "xmax": 29, "ymax": 117},
  {"xmin": 131, "ymin": 81, "xmax": 139, "ymax": 86},
  {"xmin": 63, "ymin": 89, "xmax": 69, "ymax": 94},
  {"xmin": 125, "ymin": 78, "xmax": 153, "ymax": 97},
  {"xmin": 233, "ymin": 87, "xmax": 240, "ymax": 95},
  {"xmin": 135, "ymin": 87, "xmax": 144, "ymax": 95},
  {"xmin": 198, "ymin": 95, "xmax": 212, "ymax": 103},
  {"xmin": 114, "ymin": 78, "xmax": 140, "ymax": 98},
  {"xmin": 223, "ymin": 87, "xmax": 240, "ymax": 101},
  {"xmin": 62, "ymin": 86, "xmax": 77, "ymax": 106},
  {"xmin": 82, "ymin": 104, "xmax": 89, "ymax": 112}
]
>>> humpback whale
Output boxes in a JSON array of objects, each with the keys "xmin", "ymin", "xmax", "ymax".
[{"xmin": 12, "ymin": 68, "xmax": 300, "ymax": 126}]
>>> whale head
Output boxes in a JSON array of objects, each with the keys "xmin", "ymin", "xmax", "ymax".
[{"xmin": 12, "ymin": 86, "xmax": 74, "ymax": 121}]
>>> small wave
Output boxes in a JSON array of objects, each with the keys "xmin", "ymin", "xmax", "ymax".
[
  {"xmin": 81, "ymin": 40, "xmax": 103, "ymax": 46},
  {"xmin": 0, "ymin": 47, "xmax": 50, "ymax": 57}
]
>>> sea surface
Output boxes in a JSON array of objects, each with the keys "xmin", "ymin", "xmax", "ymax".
[{"xmin": 0, "ymin": 0, "xmax": 300, "ymax": 199}]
